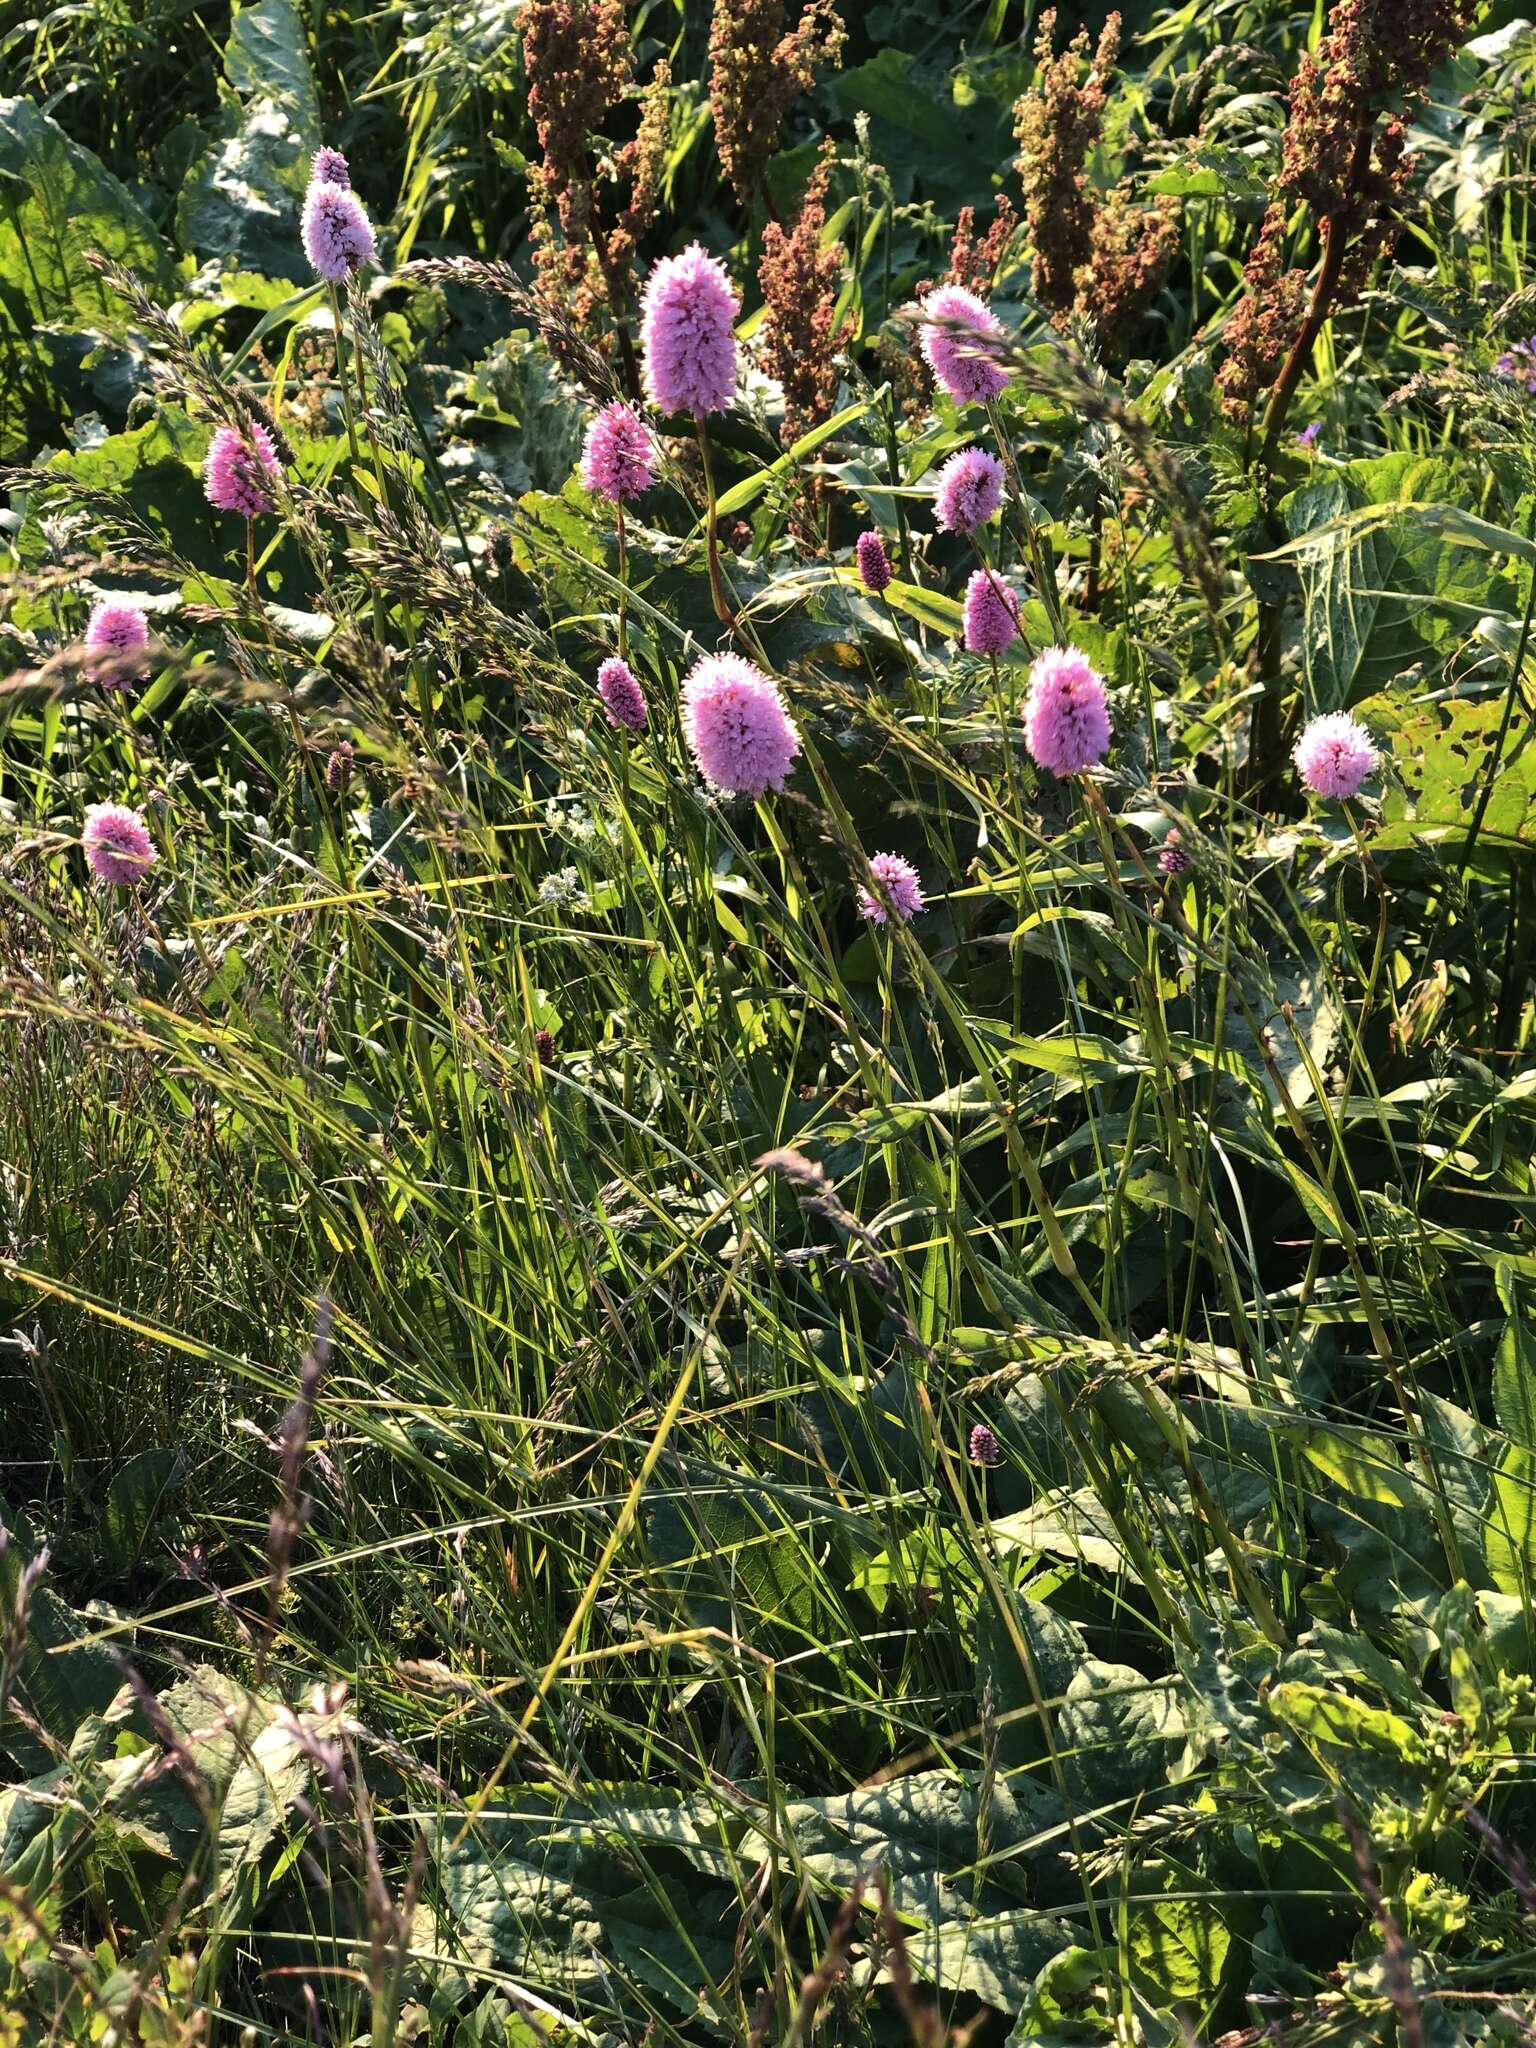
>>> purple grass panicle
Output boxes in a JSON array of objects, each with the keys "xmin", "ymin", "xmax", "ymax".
[
  {"xmin": 682, "ymin": 653, "xmax": 799, "ymax": 797},
  {"xmin": 83, "ymin": 600, "xmax": 150, "ymax": 687},
  {"xmin": 581, "ymin": 401, "xmax": 656, "ymax": 503},
  {"xmin": 302, "ymin": 180, "xmax": 376, "ymax": 283},
  {"xmin": 641, "ymin": 243, "xmax": 740, "ymax": 418},
  {"xmin": 857, "ymin": 851, "xmax": 924, "ymax": 925},
  {"xmin": 1157, "ymin": 829, "xmax": 1192, "ymax": 876},
  {"xmin": 1023, "ymin": 645, "xmax": 1112, "ymax": 776},
  {"xmin": 1293, "ymin": 711, "xmax": 1377, "ymax": 799},
  {"xmin": 921, "ymin": 285, "xmax": 1011, "ymax": 406},
  {"xmin": 855, "ymin": 529, "xmax": 893, "ymax": 594},
  {"xmin": 933, "ymin": 447, "xmax": 1004, "ymax": 535},
  {"xmin": 204, "ymin": 423, "xmax": 281, "ymax": 519},
  {"xmin": 596, "ymin": 656, "xmax": 648, "ymax": 732},
  {"xmin": 963, "ymin": 568, "xmax": 1020, "ymax": 655},
  {"xmin": 82, "ymin": 802, "xmax": 157, "ymax": 887}
]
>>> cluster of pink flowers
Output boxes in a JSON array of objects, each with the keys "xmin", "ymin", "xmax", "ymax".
[
  {"xmin": 921, "ymin": 286, "xmax": 1011, "ymax": 406},
  {"xmin": 581, "ymin": 402, "xmax": 655, "ymax": 503},
  {"xmin": 933, "ymin": 447, "xmax": 1004, "ymax": 535},
  {"xmin": 82, "ymin": 802, "xmax": 156, "ymax": 887},
  {"xmin": 641, "ymin": 244, "xmax": 739, "ymax": 418},
  {"xmin": 963, "ymin": 569, "xmax": 1019, "ymax": 655},
  {"xmin": 1293, "ymin": 711, "xmax": 1376, "ymax": 799},
  {"xmin": 302, "ymin": 152, "xmax": 376, "ymax": 283},
  {"xmin": 1497, "ymin": 337, "xmax": 1536, "ymax": 394},
  {"xmin": 1023, "ymin": 646, "xmax": 1112, "ymax": 777},
  {"xmin": 682, "ymin": 654, "xmax": 799, "ymax": 797},
  {"xmin": 857, "ymin": 851, "xmax": 924, "ymax": 925},
  {"xmin": 83, "ymin": 599, "xmax": 150, "ymax": 687},
  {"xmin": 204, "ymin": 422, "xmax": 281, "ymax": 519},
  {"xmin": 596, "ymin": 656, "xmax": 648, "ymax": 732}
]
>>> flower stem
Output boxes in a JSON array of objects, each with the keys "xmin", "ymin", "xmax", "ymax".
[{"xmin": 694, "ymin": 417, "xmax": 734, "ymax": 628}]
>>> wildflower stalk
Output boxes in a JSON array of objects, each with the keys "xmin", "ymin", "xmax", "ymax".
[
  {"xmin": 616, "ymin": 500, "xmax": 629, "ymax": 658},
  {"xmin": 695, "ymin": 418, "xmax": 734, "ymax": 626}
]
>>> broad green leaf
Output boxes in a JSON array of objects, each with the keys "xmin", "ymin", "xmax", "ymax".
[
  {"xmin": 1486, "ymin": 1443, "xmax": 1536, "ymax": 1597},
  {"xmin": 179, "ymin": 0, "xmax": 322, "ymax": 277},
  {"xmin": 101, "ymin": 1446, "xmax": 185, "ymax": 1574},
  {"xmin": 1149, "ymin": 142, "xmax": 1269, "ymax": 202},
  {"xmin": 1280, "ymin": 454, "xmax": 1511, "ymax": 710},
  {"xmin": 1124, "ymin": 1860, "xmax": 1241, "ymax": 2020},
  {"xmin": 1494, "ymin": 1290, "xmax": 1536, "ymax": 1450},
  {"xmin": 0, "ymin": 98, "xmax": 173, "ymax": 324},
  {"xmin": 1265, "ymin": 1681, "xmax": 1427, "ymax": 1765},
  {"xmin": 1359, "ymin": 693, "xmax": 1536, "ymax": 864},
  {"xmin": 1292, "ymin": 1425, "xmax": 1419, "ymax": 1509}
]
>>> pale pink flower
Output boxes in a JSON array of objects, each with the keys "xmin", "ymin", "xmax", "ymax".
[
  {"xmin": 83, "ymin": 600, "xmax": 150, "ymax": 687},
  {"xmin": 302, "ymin": 180, "xmax": 375, "ymax": 282},
  {"xmin": 596, "ymin": 656, "xmax": 647, "ymax": 732},
  {"xmin": 641, "ymin": 243, "xmax": 739, "ymax": 418},
  {"xmin": 682, "ymin": 654, "xmax": 799, "ymax": 797},
  {"xmin": 1293, "ymin": 711, "xmax": 1376, "ymax": 799},
  {"xmin": 933, "ymin": 447, "xmax": 1004, "ymax": 535},
  {"xmin": 204, "ymin": 423, "xmax": 281, "ymax": 519},
  {"xmin": 857, "ymin": 851, "xmax": 924, "ymax": 925},
  {"xmin": 921, "ymin": 285, "xmax": 1010, "ymax": 406},
  {"xmin": 962, "ymin": 569, "xmax": 1019, "ymax": 655},
  {"xmin": 81, "ymin": 802, "xmax": 157, "ymax": 887},
  {"xmin": 581, "ymin": 402, "xmax": 655, "ymax": 503},
  {"xmin": 312, "ymin": 146, "xmax": 351, "ymax": 189},
  {"xmin": 1024, "ymin": 645, "xmax": 1112, "ymax": 777}
]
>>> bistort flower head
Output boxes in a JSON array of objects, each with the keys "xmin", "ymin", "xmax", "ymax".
[
  {"xmin": 641, "ymin": 243, "xmax": 739, "ymax": 417},
  {"xmin": 82, "ymin": 802, "xmax": 156, "ymax": 887},
  {"xmin": 302, "ymin": 179, "xmax": 376, "ymax": 282},
  {"xmin": 855, "ymin": 529, "xmax": 893, "ymax": 594},
  {"xmin": 963, "ymin": 569, "xmax": 1020, "ymax": 655},
  {"xmin": 580, "ymin": 401, "xmax": 656, "ymax": 503},
  {"xmin": 857, "ymin": 851, "xmax": 924, "ymax": 925},
  {"xmin": 312, "ymin": 146, "xmax": 351, "ymax": 189},
  {"xmin": 596, "ymin": 655, "xmax": 648, "ymax": 732},
  {"xmin": 682, "ymin": 653, "xmax": 799, "ymax": 797},
  {"xmin": 933, "ymin": 447, "xmax": 1004, "ymax": 535},
  {"xmin": 1294, "ymin": 711, "xmax": 1377, "ymax": 799},
  {"xmin": 1157, "ymin": 829, "xmax": 1192, "ymax": 876},
  {"xmin": 83, "ymin": 600, "xmax": 150, "ymax": 686},
  {"xmin": 968, "ymin": 1421, "xmax": 1002, "ymax": 1467},
  {"xmin": 921, "ymin": 284, "xmax": 1010, "ymax": 406},
  {"xmin": 1024, "ymin": 645, "xmax": 1112, "ymax": 776},
  {"xmin": 204, "ymin": 423, "xmax": 281, "ymax": 519}
]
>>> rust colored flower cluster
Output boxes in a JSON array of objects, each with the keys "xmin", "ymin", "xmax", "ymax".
[
  {"xmin": 759, "ymin": 146, "xmax": 848, "ymax": 445},
  {"xmin": 1014, "ymin": 11, "xmax": 1179, "ymax": 364},
  {"xmin": 708, "ymin": 0, "xmax": 845, "ymax": 207},
  {"xmin": 523, "ymin": 0, "xmax": 670, "ymax": 370},
  {"xmin": 1219, "ymin": 0, "xmax": 1477, "ymax": 425},
  {"xmin": 1215, "ymin": 206, "xmax": 1309, "ymax": 420},
  {"xmin": 944, "ymin": 198, "xmax": 1019, "ymax": 295}
]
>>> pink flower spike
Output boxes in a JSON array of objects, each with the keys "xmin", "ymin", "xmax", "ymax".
[
  {"xmin": 596, "ymin": 656, "xmax": 648, "ymax": 732},
  {"xmin": 682, "ymin": 653, "xmax": 799, "ymax": 797},
  {"xmin": 933, "ymin": 447, "xmax": 1004, "ymax": 535},
  {"xmin": 922, "ymin": 285, "xmax": 1010, "ymax": 406},
  {"xmin": 963, "ymin": 569, "xmax": 1020, "ymax": 655},
  {"xmin": 857, "ymin": 851, "xmax": 924, "ymax": 925},
  {"xmin": 855, "ymin": 530, "xmax": 893, "ymax": 594},
  {"xmin": 641, "ymin": 243, "xmax": 740, "ymax": 418},
  {"xmin": 204, "ymin": 423, "xmax": 281, "ymax": 519},
  {"xmin": 82, "ymin": 802, "xmax": 157, "ymax": 887},
  {"xmin": 1293, "ymin": 711, "xmax": 1377, "ymax": 799},
  {"xmin": 1023, "ymin": 645, "xmax": 1112, "ymax": 777},
  {"xmin": 581, "ymin": 402, "xmax": 655, "ymax": 504},
  {"xmin": 302, "ymin": 179, "xmax": 375, "ymax": 283},
  {"xmin": 312, "ymin": 146, "xmax": 351, "ymax": 189},
  {"xmin": 83, "ymin": 599, "xmax": 150, "ymax": 688}
]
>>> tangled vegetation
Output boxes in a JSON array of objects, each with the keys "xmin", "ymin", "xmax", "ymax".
[{"xmin": 4, "ymin": 0, "xmax": 1536, "ymax": 2043}]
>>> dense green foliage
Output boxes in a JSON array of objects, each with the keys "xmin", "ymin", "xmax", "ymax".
[{"xmin": 4, "ymin": 0, "xmax": 1536, "ymax": 2043}]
